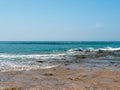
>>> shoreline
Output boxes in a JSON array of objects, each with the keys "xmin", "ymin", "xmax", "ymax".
[{"xmin": 0, "ymin": 62, "xmax": 120, "ymax": 90}]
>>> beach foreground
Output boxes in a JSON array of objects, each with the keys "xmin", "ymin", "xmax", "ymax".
[{"xmin": 0, "ymin": 62, "xmax": 120, "ymax": 90}]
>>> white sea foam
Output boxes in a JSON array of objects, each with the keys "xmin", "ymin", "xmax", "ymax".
[
  {"xmin": 0, "ymin": 59, "xmax": 60, "ymax": 72},
  {"xmin": 0, "ymin": 54, "xmax": 65, "ymax": 60},
  {"xmin": 0, "ymin": 53, "xmax": 64, "ymax": 72},
  {"xmin": 68, "ymin": 47, "xmax": 120, "ymax": 54},
  {"xmin": 98, "ymin": 47, "xmax": 120, "ymax": 51}
]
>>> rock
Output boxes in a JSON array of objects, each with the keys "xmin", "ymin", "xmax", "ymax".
[
  {"xmin": 4, "ymin": 87, "xmax": 21, "ymax": 90},
  {"xmin": 74, "ymin": 55, "xmax": 86, "ymax": 58},
  {"xmin": 43, "ymin": 73, "xmax": 53, "ymax": 76},
  {"xmin": 64, "ymin": 63, "xmax": 69, "ymax": 66},
  {"xmin": 36, "ymin": 60, "xmax": 44, "ymax": 63},
  {"xmin": 77, "ymin": 49, "xmax": 83, "ymax": 52},
  {"xmin": 66, "ymin": 68, "xmax": 70, "ymax": 70},
  {"xmin": 69, "ymin": 75, "xmax": 87, "ymax": 81},
  {"xmin": 110, "ymin": 62, "xmax": 115, "ymax": 64},
  {"xmin": 98, "ymin": 50, "xmax": 105, "ymax": 53},
  {"xmin": 74, "ymin": 49, "xmax": 83, "ymax": 52},
  {"xmin": 69, "ymin": 77, "xmax": 84, "ymax": 81},
  {"xmin": 85, "ymin": 50, "xmax": 91, "ymax": 52},
  {"xmin": 53, "ymin": 68, "xmax": 56, "ymax": 70}
]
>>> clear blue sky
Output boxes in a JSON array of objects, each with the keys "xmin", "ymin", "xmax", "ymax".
[{"xmin": 0, "ymin": 0, "xmax": 120, "ymax": 41}]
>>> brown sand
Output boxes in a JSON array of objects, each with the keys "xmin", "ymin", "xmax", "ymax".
[{"xmin": 0, "ymin": 64, "xmax": 120, "ymax": 90}]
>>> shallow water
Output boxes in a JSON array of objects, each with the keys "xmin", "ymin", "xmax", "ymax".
[{"xmin": 0, "ymin": 41, "xmax": 120, "ymax": 72}]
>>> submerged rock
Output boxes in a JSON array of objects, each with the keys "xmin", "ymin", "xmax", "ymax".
[
  {"xmin": 69, "ymin": 77, "xmax": 84, "ymax": 81},
  {"xmin": 64, "ymin": 63, "xmax": 69, "ymax": 66},
  {"xmin": 36, "ymin": 60, "xmax": 44, "ymax": 63},
  {"xmin": 110, "ymin": 62, "xmax": 115, "ymax": 64},
  {"xmin": 98, "ymin": 50, "xmax": 105, "ymax": 53},
  {"xmin": 74, "ymin": 55, "xmax": 87, "ymax": 59},
  {"xmin": 43, "ymin": 73, "xmax": 53, "ymax": 76}
]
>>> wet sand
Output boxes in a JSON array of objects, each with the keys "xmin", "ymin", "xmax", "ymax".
[{"xmin": 0, "ymin": 62, "xmax": 120, "ymax": 90}]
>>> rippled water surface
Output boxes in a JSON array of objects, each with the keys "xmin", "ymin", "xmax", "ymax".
[{"xmin": 0, "ymin": 41, "xmax": 120, "ymax": 72}]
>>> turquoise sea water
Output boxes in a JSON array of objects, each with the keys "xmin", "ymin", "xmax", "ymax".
[
  {"xmin": 0, "ymin": 41, "xmax": 120, "ymax": 54},
  {"xmin": 0, "ymin": 41, "xmax": 120, "ymax": 72}
]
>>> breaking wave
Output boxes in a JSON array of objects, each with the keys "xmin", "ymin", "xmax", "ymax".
[{"xmin": 68, "ymin": 47, "xmax": 120, "ymax": 56}]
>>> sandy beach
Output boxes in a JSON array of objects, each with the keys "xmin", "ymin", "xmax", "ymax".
[{"xmin": 0, "ymin": 61, "xmax": 120, "ymax": 90}]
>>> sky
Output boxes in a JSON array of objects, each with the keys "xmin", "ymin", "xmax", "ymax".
[{"xmin": 0, "ymin": 0, "xmax": 120, "ymax": 41}]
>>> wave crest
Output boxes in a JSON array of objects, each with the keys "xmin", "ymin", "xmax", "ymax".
[{"xmin": 67, "ymin": 47, "xmax": 120, "ymax": 59}]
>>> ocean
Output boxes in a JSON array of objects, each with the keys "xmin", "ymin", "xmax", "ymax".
[{"xmin": 0, "ymin": 41, "xmax": 120, "ymax": 72}]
